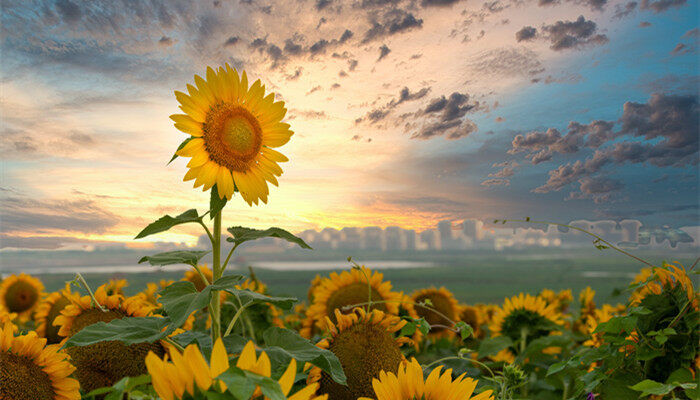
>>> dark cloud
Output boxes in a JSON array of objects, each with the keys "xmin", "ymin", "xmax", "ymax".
[
  {"xmin": 348, "ymin": 59, "xmax": 359, "ymax": 71},
  {"xmin": 683, "ymin": 28, "xmax": 699, "ymax": 38},
  {"xmin": 158, "ymin": 36, "xmax": 174, "ymax": 46},
  {"xmin": 316, "ymin": 0, "xmax": 333, "ymax": 10},
  {"xmin": 515, "ymin": 26, "xmax": 537, "ymax": 42},
  {"xmin": 410, "ymin": 92, "xmax": 480, "ymax": 140},
  {"xmin": 362, "ymin": 9, "xmax": 423, "ymax": 43},
  {"xmin": 357, "ymin": 86, "xmax": 431, "ymax": 124},
  {"xmin": 640, "ymin": 0, "xmax": 687, "ymax": 12},
  {"xmin": 1, "ymin": 196, "xmax": 120, "ymax": 235},
  {"xmin": 306, "ymin": 85, "xmax": 322, "ymax": 95},
  {"xmin": 224, "ymin": 36, "xmax": 240, "ymax": 46},
  {"xmin": 421, "ymin": 0, "xmax": 462, "ymax": 6},
  {"xmin": 377, "ymin": 44, "xmax": 391, "ymax": 61},
  {"xmin": 526, "ymin": 94, "xmax": 699, "ymax": 194},
  {"xmin": 639, "ymin": 21, "xmax": 652, "ymax": 27},
  {"xmin": 541, "ymin": 16, "xmax": 608, "ymax": 51},
  {"xmin": 613, "ymin": 1, "xmax": 638, "ymax": 18},
  {"xmin": 489, "ymin": 165, "xmax": 516, "ymax": 178},
  {"xmin": 55, "ymin": 0, "xmax": 83, "ymax": 24},
  {"xmin": 568, "ymin": 177, "xmax": 624, "ymax": 203}
]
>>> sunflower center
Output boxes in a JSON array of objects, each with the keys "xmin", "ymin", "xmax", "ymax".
[
  {"xmin": 45, "ymin": 296, "xmax": 71, "ymax": 344},
  {"xmin": 319, "ymin": 323, "xmax": 403, "ymax": 400},
  {"xmin": 413, "ymin": 293, "xmax": 455, "ymax": 332},
  {"xmin": 326, "ymin": 282, "xmax": 387, "ymax": 324},
  {"xmin": 501, "ymin": 309, "xmax": 550, "ymax": 341},
  {"xmin": 67, "ymin": 308, "xmax": 166, "ymax": 393},
  {"xmin": 203, "ymin": 103, "xmax": 263, "ymax": 172},
  {"xmin": 0, "ymin": 352, "xmax": 55, "ymax": 400},
  {"xmin": 4, "ymin": 281, "xmax": 39, "ymax": 313}
]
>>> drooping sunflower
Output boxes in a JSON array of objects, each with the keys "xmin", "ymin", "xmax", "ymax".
[
  {"xmin": 489, "ymin": 293, "xmax": 563, "ymax": 344},
  {"xmin": 459, "ymin": 304, "xmax": 484, "ymax": 339},
  {"xmin": 358, "ymin": 357, "xmax": 494, "ymax": 400},
  {"xmin": 34, "ymin": 284, "xmax": 78, "ymax": 344},
  {"xmin": 54, "ymin": 285, "xmax": 165, "ymax": 393},
  {"xmin": 308, "ymin": 307, "xmax": 410, "ymax": 400},
  {"xmin": 105, "ymin": 278, "xmax": 128, "ymax": 296},
  {"xmin": 630, "ymin": 262, "xmax": 698, "ymax": 308},
  {"xmin": 0, "ymin": 273, "xmax": 44, "ymax": 321},
  {"xmin": 410, "ymin": 287, "xmax": 462, "ymax": 337},
  {"xmin": 0, "ymin": 322, "xmax": 80, "ymax": 400},
  {"xmin": 306, "ymin": 267, "xmax": 402, "ymax": 331},
  {"xmin": 172, "ymin": 64, "xmax": 293, "ymax": 205}
]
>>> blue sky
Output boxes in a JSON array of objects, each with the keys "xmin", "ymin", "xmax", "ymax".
[{"xmin": 0, "ymin": 0, "xmax": 697, "ymax": 250}]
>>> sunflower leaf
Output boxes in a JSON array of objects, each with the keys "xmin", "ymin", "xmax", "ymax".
[
  {"xmin": 210, "ymin": 185, "xmax": 228, "ymax": 219},
  {"xmin": 62, "ymin": 316, "xmax": 170, "ymax": 348},
  {"xmin": 477, "ymin": 336, "xmax": 513, "ymax": 358},
  {"xmin": 135, "ymin": 209, "xmax": 201, "ymax": 239},
  {"xmin": 168, "ymin": 137, "xmax": 193, "ymax": 165},
  {"xmin": 218, "ymin": 367, "xmax": 286, "ymax": 400},
  {"xmin": 138, "ymin": 250, "xmax": 210, "ymax": 267},
  {"xmin": 262, "ymin": 327, "xmax": 347, "ymax": 386},
  {"xmin": 226, "ymin": 226, "xmax": 312, "ymax": 249},
  {"xmin": 224, "ymin": 288, "xmax": 297, "ymax": 310}
]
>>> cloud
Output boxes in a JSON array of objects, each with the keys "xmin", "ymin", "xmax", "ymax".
[
  {"xmin": 541, "ymin": 16, "xmax": 609, "ymax": 51},
  {"xmin": 377, "ymin": 44, "xmax": 391, "ymax": 61},
  {"xmin": 613, "ymin": 1, "xmax": 638, "ymax": 18},
  {"xmin": 421, "ymin": 0, "xmax": 462, "ymax": 6},
  {"xmin": 409, "ymin": 92, "xmax": 480, "ymax": 140},
  {"xmin": 224, "ymin": 36, "xmax": 240, "ymax": 46},
  {"xmin": 55, "ymin": 0, "xmax": 83, "ymax": 24},
  {"xmin": 158, "ymin": 36, "xmax": 175, "ymax": 46},
  {"xmin": 568, "ymin": 176, "xmax": 624, "ymax": 203},
  {"xmin": 362, "ymin": 9, "xmax": 423, "ymax": 43},
  {"xmin": 640, "ymin": 0, "xmax": 687, "ymax": 12},
  {"xmin": 469, "ymin": 47, "xmax": 544, "ymax": 78},
  {"xmin": 356, "ymin": 86, "xmax": 431, "ymax": 124},
  {"xmin": 515, "ymin": 26, "xmax": 537, "ymax": 42},
  {"xmin": 524, "ymin": 93, "xmax": 699, "ymax": 194},
  {"xmin": 481, "ymin": 178, "xmax": 510, "ymax": 186}
]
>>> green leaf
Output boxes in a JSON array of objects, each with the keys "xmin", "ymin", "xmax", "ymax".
[
  {"xmin": 159, "ymin": 276, "xmax": 242, "ymax": 332},
  {"xmin": 400, "ymin": 319, "xmax": 417, "ymax": 336},
  {"xmin": 226, "ymin": 288, "xmax": 297, "ymax": 310},
  {"xmin": 135, "ymin": 209, "xmax": 201, "ymax": 239},
  {"xmin": 104, "ymin": 375, "xmax": 152, "ymax": 400},
  {"xmin": 455, "ymin": 321, "xmax": 473, "ymax": 340},
  {"xmin": 174, "ymin": 330, "xmax": 247, "ymax": 361},
  {"xmin": 168, "ymin": 137, "xmax": 193, "ymax": 165},
  {"xmin": 63, "ymin": 317, "xmax": 169, "ymax": 348},
  {"xmin": 417, "ymin": 318, "xmax": 430, "ymax": 335},
  {"xmin": 138, "ymin": 250, "xmax": 210, "ymax": 267},
  {"xmin": 520, "ymin": 335, "xmax": 570, "ymax": 360},
  {"xmin": 546, "ymin": 361, "xmax": 568, "ymax": 377},
  {"xmin": 262, "ymin": 327, "xmax": 347, "ymax": 385},
  {"xmin": 477, "ymin": 336, "xmax": 513, "ymax": 358},
  {"xmin": 210, "ymin": 185, "xmax": 228, "ymax": 219},
  {"xmin": 226, "ymin": 226, "xmax": 312, "ymax": 249},
  {"xmin": 629, "ymin": 379, "xmax": 677, "ymax": 396},
  {"xmin": 219, "ymin": 367, "xmax": 286, "ymax": 400}
]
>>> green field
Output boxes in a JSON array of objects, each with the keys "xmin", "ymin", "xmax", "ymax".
[{"xmin": 30, "ymin": 249, "xmax": 699, "ymax": 307}]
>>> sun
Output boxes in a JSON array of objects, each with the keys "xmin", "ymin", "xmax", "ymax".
[
  {"xmin": 0, "ymin": 273, "xmax": 44, "ymax": 321},
  {"xmin": 0, "ymin": 322, "xmax": 81, "ymax": 400},
  {"xmin": 308, "ymin": 307, "xmax": 410, "ymax": 400},
  {"xmin": 172, "ymin": 64, "xmax": 293, "ymax": 205}
]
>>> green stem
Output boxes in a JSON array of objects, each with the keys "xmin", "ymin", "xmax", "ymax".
[
  {"xmin": 199, "ymin": 219, "xmax": 214, "ymax": 244},
  {"xmin": 519, "ymin": 327, "xmax": 529, "ymax": 398},
  {"xmin": 348, "ymin": 257, "xmax": 373, "ymax": 312},
  {"xmin": 422, "ymin": 355, "xmax": 496, "ymax": 379},
  {"xmin": 163, "ymin": 336, "xmax": 185, "ymax": 352},
  {"xmin": 342, "ymin": 299, "xmax": 458, "ymax": 328},
  {"xmin": 74, "ymin": 273, "xmax": 106, "ymax": 312},
  {"xmin": 211, "ymin": 211, "xmax": 222, "ymax": 342},
  {"xmin": 222, "ymin": 243, "xmax": 239, "ymax": 272},
  {"xmin": 503, "ymin": 219, "xmax": 655, "ymax": 268},
  {"xmin": 224, "ymin": 303, "xmax": 250, "ymax": 337}
]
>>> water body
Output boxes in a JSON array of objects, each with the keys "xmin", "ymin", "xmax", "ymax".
[{"xmin": 0, "ymin": 260, "xmax": 435, "ymax": 275}]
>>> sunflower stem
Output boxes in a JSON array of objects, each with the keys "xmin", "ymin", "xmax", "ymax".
[
  {"xmin": 163, "ymin": 336, "xmax": 185, "ymax": 353},
  {"xmin": 224, "ymin": 303, "xmax": 250, "ymax": 337},
  {"xmin": 73, "ymin": 273, "xmax": 106, "ymax": 312},
  {"xmin": 422, "ymin": 355, "xmax": 496, "ymax": 379},
  {"xmin": 348, "ymin": 257, "xmax": 372, "ymax": 312},
  {"xmin": 211, "ymin": 211, "xmax": 223, "ymax": 343}
]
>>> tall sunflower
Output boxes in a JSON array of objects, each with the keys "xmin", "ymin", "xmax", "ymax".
[
  {"xmin": 0, "ymin": 273, "xmax": 44, "ymax": 321},
  {"xmin": 459, "ymin": 304, "xmax": 484, "ymax": 339},
  {"xmin": 54, "ymin": 285, "xmax": 165, "ymax": 393},
  {"xmin": 34, "ymin": 284, "xmax": 78, "ymax": 344},
  {"xmin": 358, "ymin": 357, "xmax": 494, "ymax": 400},
  {"xmin": 306, "ymin": 267, "xmax": 402, "ymax": 331},
  {"xmin": 0, "ymin": 322, "xmax": 80, "ymax": 400},
  {"xmin": 172, "ymin": 64, "xmax": 292, "ymax": 205},
  {"xmin": 308, "ymin": 307, "xmax": 410, "ymax": 400},
  {"xmin": 489, "ymin": 293, "xmax": 563, "ymax": 345},
  {"xmin": 410, "ymin": 287, "xmax": 462, "ymax": 338}
]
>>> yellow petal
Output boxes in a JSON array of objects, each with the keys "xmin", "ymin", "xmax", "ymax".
[{"xmin": 210, "ymin": 338, "xmax": 229, "ymax": 378}]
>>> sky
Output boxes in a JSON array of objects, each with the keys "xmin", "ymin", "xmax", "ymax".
[{"xmin": 0, "ymin": 0, "xmax": 698, "ymax": 250}]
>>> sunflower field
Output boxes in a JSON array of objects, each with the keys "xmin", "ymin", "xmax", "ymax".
[{"xmin": 1, "ymin": 65, "xmax": 698, "ymax": 400}]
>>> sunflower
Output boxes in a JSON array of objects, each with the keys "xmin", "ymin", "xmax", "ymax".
[
  {"xmin": 459, "ymin": 304, "xmax": 484, "ymax": 339},
  {"xmin": 54, "ymin": 285, "xmax": 165, "ymax": 393},
  {"xmin": 306, "ymin": 267, "xmax": 402, "ymax": 331},
  {"xmin": 34, "ymin": 284, "xmax": 78, "ymax": 344},
  {"xmin": 0, "ymin": 302, "xmax": 18, "ymax": 331},
  {"xmin": 410, "ymin": 287, "xmax": 462, "ymax": 337},
  {"xmin": 398, "ymin": 293, "xmax": 424, "ymax": 349},
  {"xmin": 183, "ymin": 265, "xmax": 213, "ymax": 292},
  {"xmin": 172, "ymin": 64, "xmax": 292, "ymax": 205},
  {"xmin": 105, "ymin": 278, "xmax": 128, "ymax": 296},
  {"xmin": 358, "ymin": 357, "xmax": 494, "ymax": 400},
  {"xmin": 489, "ymin": 293, "xmax": 563, "ymax": 345},
  {"xmin": 235, "ymin": 278, "xmax": 284, "ymax": 328},
  {"xmin": 0, "ymin": 273, "xmax": 44, "ymax": 321},
  {"xmin": 308, "ymin": 307, "xmax": 410, "ymax": 400},
  {"xmin": 583, "ymin": 304, "xmax": 620, "ymax": 348},
  {"xmin": 137, "ymin": 280, "xmax": 174, "ymax": 306},
  {"xmin": 630, "ymin": 262, "xmax": 697, "ymax": 309},
  {"xmin": 539, "ymin": 288, "xmax": 573, "ymax": 313},
  {"xmin": 0, "ymin": 322, "xmax": 80, "ymax": 400}
]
